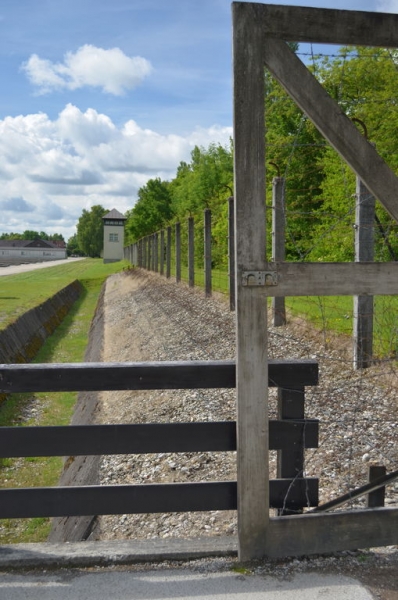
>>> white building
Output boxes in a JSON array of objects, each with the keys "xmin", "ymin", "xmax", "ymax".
[
  {"xmin": 0, "ymin": 239, "xmax": 67, "ymax": 266},
  {"xmin": 102, "ymin": 209, "xmax": 127, "ymax": 263}
]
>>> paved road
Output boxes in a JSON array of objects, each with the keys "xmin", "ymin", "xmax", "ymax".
[
  {"xmin": 0, "ymin": 568, "xmax": 373, "ymax": 600},
  {"xmin": 0, "ymin": 257, "xmax": 85, "ymax": 276},
  {"xmin": 0, "ymin": 540, "xmax": 376, "ymax": 600}
]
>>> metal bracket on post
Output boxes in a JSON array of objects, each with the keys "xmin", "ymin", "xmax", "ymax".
[{"xmin": 242, "ymin": 271, "xmax": 278, "ymax": 287}]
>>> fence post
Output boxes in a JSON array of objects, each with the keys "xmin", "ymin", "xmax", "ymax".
[
  {"xmin": 166, "ymin": 226, "xmax": 171, "ymax": 279},
  {"xmin": 367, "ymin": 465, "xmax": 386, "ymax": 508},
  {"xmin": 160, "ymin": 230, "xmax": 165, "ymax": 276},
  {"xmin": 277, "ymin": 386, "xmax": 305, "ymax": 515},
  {"xmin": 353, "ymin": 177, "xmax": 375, "ymax": 369},
  {"xmin": 228, "ymin": 197, "xmax": 236, "ymax": 311},
  {"xmin": 233, "ymin": 3, "xmax": 269, "ymax": 561},
  {"xmin": 151, "ymin": 234, "xmax": 155, "ymax": 271},
  {"xmin": 188, "ymin": 217, "xmax": 195, "ymax": 288},
  {"xmin": 154, "ymin": 233, "xmax": 159, "ymax": 273},
  {"xmin": 175, "ymin": 222, "xmax": 181, "ymax": 283},
  {"xmin": 147, "ymin": 236, "xmax": 152, "ymax": 271},
  {"xmin": 272, "ymin": 177, "xmax": 286, "ymax": 326},
  {"xmin": 204, "ymin": 209, "xmax": 212, "ymax": 297},
  {"xmin": 142, "ymin": 237, "xmax": 146, "ymax": 269}
]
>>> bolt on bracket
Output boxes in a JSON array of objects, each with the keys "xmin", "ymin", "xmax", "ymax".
[{"xmin": 241, "ymin": 271, "xmax": 278, "ymax": 287}]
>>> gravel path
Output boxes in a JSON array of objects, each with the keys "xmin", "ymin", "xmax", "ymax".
[{"xmin": 93, "ymin": 268, "xmax": 397, "ymax": 547}]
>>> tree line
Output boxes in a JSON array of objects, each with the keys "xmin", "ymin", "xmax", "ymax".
[
  {"xmin": 123, "ymin": 45, "xmax": 398, "ymax": 267},
  {"xmin": 72, "ymin": 46, "xmax": 398, "ymax": 263},
  {"xmin": 0, "ymin": 231, "xmax": 65, "ymax": 242}
]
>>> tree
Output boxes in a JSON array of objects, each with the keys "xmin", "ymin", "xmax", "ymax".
[
  {"xmin": 66, "ymin": 233, "xmax": 82, "ymax": 256},
  {"xmin": 306, "ymin": 46, "xmax": 398, "ymax": 261},
  {"xmin": 263, "ymin": 45, "xmax": 398, "ymax": 262},
  {"xmin": 22, "ymin": 230, "xmax": 41, "ymax": 240},
  {"xmin": 76, "ymin": 205, "xmax": 107, "ymax": 257},
  {"xmin": 126, "ymin": 179, "xmax": 174, "ymax": 241},
  {"xmin": 264, "ymin": 67, "xmax": 326, "ymax": 260}
]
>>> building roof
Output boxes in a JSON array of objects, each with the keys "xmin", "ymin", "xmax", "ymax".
[
  {"xmin": 0, "ymin": 239, "xmax": 62, "ymax": 249},
  {"xmin": 103, "ymin": 208, "xmax": 127, "ymax": 220}
]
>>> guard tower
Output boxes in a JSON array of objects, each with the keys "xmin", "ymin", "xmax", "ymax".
[{"xmin": 102, "ymin": 209, "xmax": 127, "ymax": 263}]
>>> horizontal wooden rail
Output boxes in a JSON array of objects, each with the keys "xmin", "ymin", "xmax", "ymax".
[
  {"xmin": 263, "ymin": 262, "xmax": 398, "ymax": 297},
  {"xmin": 267, "ymin": 508, "xmax": 398, "ymax": 557},
  {"xmin": 0, "ymin": 479, "xmax": 318, "ymax": 518},
  {"xmin": 0, "ymin": 360, "xmax": 318, "ymax": 393},
  {"xmin": 0, "ymin": 420, "xmax": 319, "ymax": 457}
]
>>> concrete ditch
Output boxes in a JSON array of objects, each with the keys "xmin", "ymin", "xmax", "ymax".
[
  {"xmin": 0, "ymin": 279, "xmax": 83, "ymax": 365},
  {"xmin": 0, "ymin": 275, "xmax": 106, "ymax": 543},
  {"xmin": 48, "ymin": 282, "xmax": 106, "ymax": 543}
]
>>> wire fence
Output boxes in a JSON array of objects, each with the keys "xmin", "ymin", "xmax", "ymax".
[{"xmin": 122, "ymin": 47, "xmax": 398, "ymax": 531}]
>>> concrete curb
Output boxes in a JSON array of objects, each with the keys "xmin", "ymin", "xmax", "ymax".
[{"xmin": 0, "ymin": 536, "xmax": 238, "ymax": 569}]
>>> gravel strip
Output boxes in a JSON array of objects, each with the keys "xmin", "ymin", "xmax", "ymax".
[{"xmin": 94, "ymin": 269, "xmax": 397, "ymax": 548}]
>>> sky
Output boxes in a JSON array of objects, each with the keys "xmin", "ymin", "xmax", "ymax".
[{"xmin": 0, "ymin": 0, "xmax": 397, "ymax": 241}]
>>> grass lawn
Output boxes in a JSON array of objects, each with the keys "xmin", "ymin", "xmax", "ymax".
[{"xmin": 0, "ymin": 258, "xmax": 129, "ymax": 543}]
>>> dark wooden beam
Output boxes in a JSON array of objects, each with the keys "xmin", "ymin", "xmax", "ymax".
[
  {"xmin": 0, "ymin": 419, "xmax": 318, "ymax": 457},
  {"xmin": 267, "ymin": 508, "xmax": 398, "ymax": 557},
  {"xmin": 234, "ymin": 3, "xmax": 398, "ymax": 47},
  {"xmin": 0, "ymin": 360, "xmax": 318, "ymax": 393},
  {"xmin": 0, "ymin": 478, "xmax": 318, "ymax": 518}
]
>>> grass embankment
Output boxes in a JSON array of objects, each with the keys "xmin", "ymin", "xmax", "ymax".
[{"xmin": 0, "ymin": 258, "xmax": 129, "ymax": 543}]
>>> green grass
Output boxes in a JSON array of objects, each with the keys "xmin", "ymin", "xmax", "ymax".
[
  {"xmin": 0, "ymin": 258, "xmax": 128, "ymax": 330},
  {"xmin": 171, "ymin": 263, "xmax": 398, "ymax": 358},
  {"xmin": 0, "ymin": 258, "xmax": 129, "ymax": 543},
  {"xmin": 287, "ymin": 295, "xmax": 398, "ymax": 357}
]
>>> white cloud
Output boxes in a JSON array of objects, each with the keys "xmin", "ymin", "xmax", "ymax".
[
  {"xmin": 22, "ymin": 45, "xmax": 153, "ymax": 95},
  {"xmin": 0, "ymin": 105, "xmax": 232, "ymax": 240}
]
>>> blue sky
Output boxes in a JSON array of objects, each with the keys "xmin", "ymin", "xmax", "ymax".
[{"xmin": 0, "ymin": 0, "xmax": 396, "ymax": 240}]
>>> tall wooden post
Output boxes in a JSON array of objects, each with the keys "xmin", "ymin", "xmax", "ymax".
[
  {"xmin": 154, "ymin": 233, "xmax": 159, "ymax": 273},
  {"xmin": 160, "ymin": 230, "xmax": 165, "ymax": 276},
  {"xmin": 188, "ymin": 217, "xmax": 195, "ymax": 288},
  {"xmin": 166, "ymin": 226, "xmax": 171, "ymax": 279},
  {"xmin": 142, "ymin": 238, "xmax": 147, "ymax": 269},
  {"xmin": 272, "ymin": 177, "xmax": 286, "ymax": 326},
  {"xmin": 175, "ymin": 222, "xmax": 181, "ymax": 283},
  {"xmin": 228, "ymin": 197, "xmax": 236, "ymax": 311},
  {"xmin": 354, "ymin": 178, "xmax": 375, "ymax": 369},
  {"xmin": 204, "ymin": 209, "xmax": 212, "ymax": 297},
  {"xmin": 151, "ymin": 234, "xmax": 156, "ymax": 271},
  {"xmin": 233, "ymin": 3, "xmax": 269, "ymax": 560}
]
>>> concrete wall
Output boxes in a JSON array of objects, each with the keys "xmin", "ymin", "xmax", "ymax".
[{"xmin": 0, "ymin": 280, "xmax": 82, "ymax": 365}]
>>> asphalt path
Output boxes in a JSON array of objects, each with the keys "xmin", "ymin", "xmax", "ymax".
[
  {"xmin": 0, "ymin": 257, "xmax": 85, "ymax": 277},
  {"xmin": 0, "ymin": 568, "xmax": 374, "ymax": 600}
]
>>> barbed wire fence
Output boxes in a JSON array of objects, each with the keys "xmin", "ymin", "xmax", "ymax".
[{"xmin": 123, "ymin": 47, "xmax": 398, "ymax": 525}]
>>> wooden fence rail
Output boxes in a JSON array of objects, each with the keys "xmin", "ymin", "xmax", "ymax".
[{"xmin": 0, "ymin": 359, "xmax": 318, "ymax": 520}]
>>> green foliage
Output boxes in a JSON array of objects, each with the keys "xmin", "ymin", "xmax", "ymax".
[
  {"xmin": 125, "ymin": 47, "xmax": 398, "ymax": 267},
  {"xmin": 126, "ymin": 178, "xmax": 174, "ymax": 242},
  {"xmin": 0, "ymin": 231, "xmax": 65, "ymax": 242},
  {"xmin": 170, "ymin": 143, "xmax": 233, "ymax": 218},
  {"xmin": 306, "ymin": 46, "xmax": 398, "ymax": 261},
  {"xmin": 169, "ymin": 143, "xmax": 233, "ymax": 269},
  {"xmin": 66, "ymin": 233, "xmax": 83, "ymax": 256},
  {"xmin": 77, "ymin": 205, "xmax": 107, "ymax": 257}
]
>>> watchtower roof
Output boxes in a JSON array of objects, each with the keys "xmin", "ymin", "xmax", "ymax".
[{"xmin": 103, "ymin": 209, "xmax": 127, "ymax": 220}]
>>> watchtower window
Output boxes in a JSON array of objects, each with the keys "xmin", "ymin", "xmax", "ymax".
[{"xmin": 109, "ymin": 233, "xmax": 119, "ymax": 242}]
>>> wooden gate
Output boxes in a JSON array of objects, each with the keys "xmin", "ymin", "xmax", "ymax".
[{"xmin": 233, "ymin": 2, "xmax": 398, "ymax": 559}]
